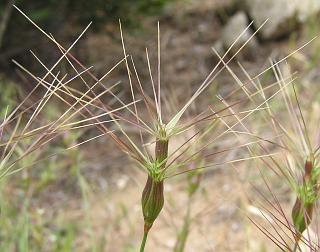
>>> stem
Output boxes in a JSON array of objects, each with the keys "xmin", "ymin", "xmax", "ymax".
[
  {"xmin": 174, "ymin": 201, "xmax": 191, "ymax": 252},
  {"xmin": 140, "ymin": 231, "xmax": 149, "ymax": 252},
  {"xmin": 292, "ymin": 237, "xmax": 302, "ymax": 252}
]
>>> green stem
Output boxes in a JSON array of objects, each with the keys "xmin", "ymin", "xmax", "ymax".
[
  {"xmin": 174, "ymin": 195, "xmax": 192, "ymax": 252},
  {"xmin": 140, "ymin": 231, "xmax": 149, "ymax": 252},
  {"xmin": 292, "ymin": 240, "xmax": 302, "ymax": 252}
]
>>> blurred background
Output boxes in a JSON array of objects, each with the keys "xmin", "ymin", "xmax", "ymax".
[{"xmin": 0, "ymin": 0, "xmax": 320, "ymax": 251}]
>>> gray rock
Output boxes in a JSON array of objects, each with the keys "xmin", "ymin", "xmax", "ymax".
[
  {"xmin": 212, "ymin": 40, "xmax": 225, "ymax": 56},
  {"xmin": 246, "ymin": 0, "xmax": 320, "ymax": 39},
  {"xmin": 220, "ymin": 11, "xmax": 258, "ymax": 54}
]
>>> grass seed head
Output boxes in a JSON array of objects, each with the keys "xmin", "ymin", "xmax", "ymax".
[
  {"xmin": 291, "ymin": 196, "xmax": 313, "ymax": 236},
  {"xmin": 141, "ymin": 175, "xmax": 164, "ymax": 233},
  {"xmin": 292, "ymin": 157, "xmax": 318, "ymax": 238},
  {"xmin": 141, "ymin": 128, "xmax": 168, "ymax": 233}
]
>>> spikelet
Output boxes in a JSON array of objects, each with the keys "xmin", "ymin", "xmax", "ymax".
[
  {"xmin": 142, "ymin": 129, "xmax": 168, "ymax": 233},
  {"xmin": 292, "ymin": 157, "xmax": 319, "ymax": 241}
]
